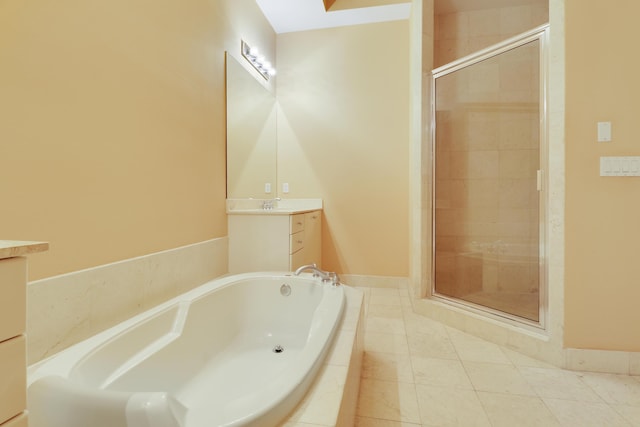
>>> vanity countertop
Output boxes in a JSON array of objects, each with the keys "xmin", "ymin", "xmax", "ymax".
[
  {"xmin": 0, "ymin": 240, "xmax": 49, "ymax": 260},
  {"xmin": 226, "ymin": 198, "xmax": 323, "ymax": 215},
  {"xmin": 226, "ymin": 208, "xmax": 320, "ymax": 215}
]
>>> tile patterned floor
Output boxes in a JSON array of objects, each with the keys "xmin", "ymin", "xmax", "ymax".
[{"xmin": 354, "ymin": 287, "xmax": 640, "ymax": 427}]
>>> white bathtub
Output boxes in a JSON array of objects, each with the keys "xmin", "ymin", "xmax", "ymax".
[{"xmin": 28, "ymin": 272, "xmax": 345, "ymax": 427}]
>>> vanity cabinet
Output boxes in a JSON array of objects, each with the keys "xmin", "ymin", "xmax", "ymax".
[
  {"xmin": 0, "ymin": 241, "xmax": 48, "ymax": 427},
  {"xmin": 229, "ymin": 210, "xmax": 322, "ymax": 273}
]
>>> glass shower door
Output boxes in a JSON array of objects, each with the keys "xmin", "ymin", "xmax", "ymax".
[{"xmin": 432, "ymin": 28, "xmax": 547, "ymax": 325}]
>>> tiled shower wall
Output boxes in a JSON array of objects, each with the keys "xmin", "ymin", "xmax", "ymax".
[
  {"xmin": 434, "ymin": 2, "xmax": 549, "ymax": 68},
  {"xmin": 433, "ymin": 3, "xmax": 548, "ymax": 304}
]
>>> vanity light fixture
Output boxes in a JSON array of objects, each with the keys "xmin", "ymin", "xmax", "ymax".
[{"xmin": 241, "ymin": 40, "xmax": 276, "ymax": 80}]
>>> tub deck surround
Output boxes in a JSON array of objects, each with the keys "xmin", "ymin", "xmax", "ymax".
[
  {"xmin": 28, "ymin": 272, "xmax": 356, "ymax": 427},
  {"xmin": 284, "ymin": 284, "xmax": 364, "ymax": 426},
  {"xmin": 226, "ymin": 198, "xmax": 323, "ymax": 215},
  {"xmin": 0, "ymin": 240, "xmax": 49, "ymax": 260}
]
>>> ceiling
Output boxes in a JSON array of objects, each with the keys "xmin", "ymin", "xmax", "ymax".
[
  {"xmin": 256, "ymin": 0, "xmax": 545, "ymax": 34},
  {"xmin": 255, "ymin": 0, "xmax": 411, "ymax": 34}
]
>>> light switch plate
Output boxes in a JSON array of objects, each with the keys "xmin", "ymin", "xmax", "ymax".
[
  {"xmin": 597, "ymin": 121, "xmax": 612, "ymax": 142},
  {"xmin": 600, "ymin": 156, "xmax": 640, "ymax": 176}
]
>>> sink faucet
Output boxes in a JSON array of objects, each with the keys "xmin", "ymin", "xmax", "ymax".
[
  {"xmin": 262, "ymin": 198, "xmax": 281, "ymax": 210},
  {"xmin": 294, "ymin": 263, "xmax": 341, "ymax": 286}
]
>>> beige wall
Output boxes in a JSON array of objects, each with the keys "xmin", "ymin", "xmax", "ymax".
[
  {"xmin": 276, "ymin": 21, "xmax": 410, "ymax": 277},
  {"xmin": 565, "ymin": 0, "xmax": 640, "ymax": 351},
  {"xmin": 0, "ymin": 0, "xmax": 275, "ymax": 280}
]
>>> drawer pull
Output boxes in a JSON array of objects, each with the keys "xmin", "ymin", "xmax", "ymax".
[
  {"xmin": 297, "ymin": 221, "xmax": 303, "ymax": 225},
  {"xmin": 297, "ymin": 240, "xmax": 303, "ymax": 244}
]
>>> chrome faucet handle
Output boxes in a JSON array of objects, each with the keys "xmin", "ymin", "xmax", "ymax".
[
  {"xmin": 331, "ymin": 272, "xmax": 341, "ymax": 286},
  {"xmin": 326, "ymin": 272, "xmax": 341, "ymax": 286}
]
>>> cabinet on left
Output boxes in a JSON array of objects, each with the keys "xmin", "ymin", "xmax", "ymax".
[{"xmin": 0, "ymin": 241, "xmax": 49, "ymax": 427}]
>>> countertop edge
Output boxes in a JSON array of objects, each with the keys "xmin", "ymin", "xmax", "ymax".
[
  {"xmin": 0, "ymin": 241, "xmax": 49, "ymax": 260},
  {"xmin": 226, "ymin": 208, "xmax": 321, "ymax": 216}
]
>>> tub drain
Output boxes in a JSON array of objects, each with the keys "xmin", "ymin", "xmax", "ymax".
[{"xmin": 272, "ymin": 345, "xmax": 284, "ymax": 354}]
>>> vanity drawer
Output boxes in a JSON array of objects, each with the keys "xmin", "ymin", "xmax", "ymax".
[
  {"xmin": 290, "ymin": 231, "xmax": 304, "ymax": 254},
  {"xmin": 0, "ymin": 257, "xmax": 26, "ymax": 342},
  {"xmin": 290, "ymin": 214, "xmax": 305, "ymax": 234},
  {"xmin": 0, "ymin": 335, "xmax": 26, "ymax": 425}
]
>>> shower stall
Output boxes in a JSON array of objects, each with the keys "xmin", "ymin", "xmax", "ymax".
[{"xmin": 431, "ymin": 25, "xmax": 548, "ymax": 327}]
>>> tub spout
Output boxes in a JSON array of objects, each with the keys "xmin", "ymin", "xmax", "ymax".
[
  {"xmin": 294, "ymin": 264, "xmax": 341, "ymax": 286},
  {"xmin": 294, "ymin": 263, "xmax": 324, "ymax": 278}
]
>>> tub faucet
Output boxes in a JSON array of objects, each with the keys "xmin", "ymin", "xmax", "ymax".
[{"xmin": 294, "ymin": 264, "xmax": 341, "ymax": 286}]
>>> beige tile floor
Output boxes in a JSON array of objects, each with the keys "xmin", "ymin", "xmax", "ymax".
[{"xmin": 353, "ymin": 286, "xmax": 640, "ymax": 427}]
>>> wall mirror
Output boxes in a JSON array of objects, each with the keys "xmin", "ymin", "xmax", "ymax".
[{"xmin": 225, "ymin": 52, "xmax": 277, "ymax": 199}]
